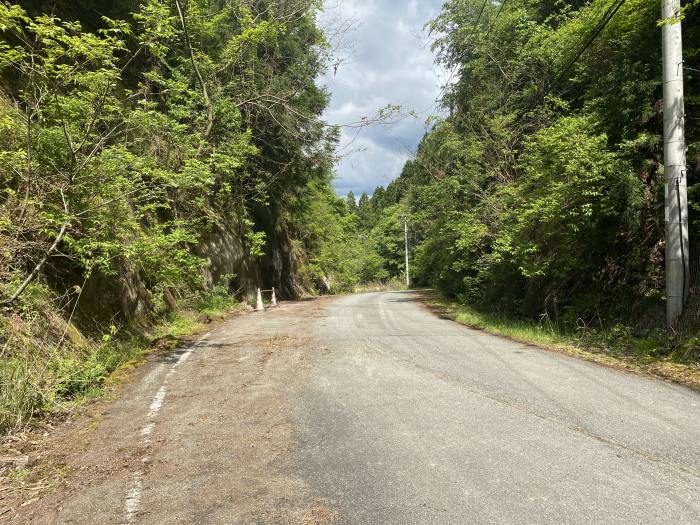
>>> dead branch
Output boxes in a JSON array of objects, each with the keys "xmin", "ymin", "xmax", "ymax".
[{"xmin": 2, "ymin": 190, "xmax": 70, "ymax": 305}]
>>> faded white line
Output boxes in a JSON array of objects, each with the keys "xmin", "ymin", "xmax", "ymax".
[
  {"xmin": 125, "ymin": 471, "xmax": 143, "ymax": 524},
  {"xmin": 174, "ymin": 332, "xmax": 210, "ymax": 368},
  {"xmin": 124, "ymin": 331, "xmax": 212, "ymax": 523},
  {"xmin": 142, "ymin": 363, "xmax": 167, "ymax": 387},
  {"xmin": 140, "ymin": 422, "xmax": 156, "ymax": 438},
  {"xmin": 148, "ymin": 386, "xmax": 167, "ymax": 418}
]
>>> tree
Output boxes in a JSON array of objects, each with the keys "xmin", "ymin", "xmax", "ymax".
[
  {"xmin": 356, "ymin": 192, "xmax": 373, "ymax": 231},
  {"xmin": 0, "ymin": 0, "xmax": 356, "ymax": 432},
  {"xmin": 371, "ymin": 186, "xmax": 386, "ymax": 213},
  {"xmin": 346, "ymin": 191, "xmax": 357, "ymax": 213},
  {"xmin": 383, "ymin": 0, "xmax": 699, "ymax": 331}
]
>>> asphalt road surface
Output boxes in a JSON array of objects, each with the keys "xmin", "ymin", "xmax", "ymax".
[{"xmin": 15, "ymin": 291, "xmax": 700, "ymax": 524}]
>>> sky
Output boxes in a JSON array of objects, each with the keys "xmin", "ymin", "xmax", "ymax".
[{"xmin": 318, "ymin": 0, "xmax": 447, "ymax": 197}]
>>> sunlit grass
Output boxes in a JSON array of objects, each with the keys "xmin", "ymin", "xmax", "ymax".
[
  {"xmin": 423, "ymin": 292, "xmax": 700, "ymax": 390},
  {"xmin": 353, "ymin": 277, "xmax": 408, "ymax": 294}
]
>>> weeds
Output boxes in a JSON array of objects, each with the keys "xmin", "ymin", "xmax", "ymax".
[
  {"xmin": 0, "ymin": 355, "xmax": 50, "ymax": 434},
  {"xmin": 0, "ymin": 334, "xmax": 149, "ymax": 435},
  {"xmin": 423, "ymin": 292, "xmax": 700, "ymax": 390},
  {"xmin": 194, "ymin": 279, "xmax": 239, "ymax": 316},
  {"xmin": 0, "ymin": 282, "xmax": 240, "ymax": 436}
]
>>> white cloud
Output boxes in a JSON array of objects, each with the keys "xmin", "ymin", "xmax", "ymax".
[{"xmin": 319, "ymin": 0, "xmax": 446, "ymax": 196}]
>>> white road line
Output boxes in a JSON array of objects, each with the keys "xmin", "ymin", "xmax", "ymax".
[
  {"xmin": 140, "ymin": 422, "xmax": 155, "ymax": 438},
  {"xmin": 141, "ymin": 363, "xmax": 166, "ymax": 387},
  {"xmin": 125, "ymin": 471, "xmax": 142, "ymax": 524},
  {"xmin": 148, "ymin": 386, "xmax": 167, "ymax": 418},
  {"xmin": 174, "ymin": 332, "xmax": 210, "ymax": 368},
  {"xmin": 124, "ymin": 332, "xmax": 212, "ymax": 524}
]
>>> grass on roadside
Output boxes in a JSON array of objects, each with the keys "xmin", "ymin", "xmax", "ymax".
[
  {"xmin": 0, "ymin": 285, "xmax": 241, "ymax": 436},
  {"xmin": 419, "ymin": 291, "xmax": 700, "ymax": 391}
]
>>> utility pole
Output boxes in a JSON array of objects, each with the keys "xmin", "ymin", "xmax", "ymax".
[
  {"xmin": 662, "ymin": 0, "xmax": 689, "ymax": 327},
  {"xmin": 404, "ymin": 217, "xmax": 410, "ymax": 288}
]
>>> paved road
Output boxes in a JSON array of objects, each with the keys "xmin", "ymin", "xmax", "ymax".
[
  {"xmin": 14, "ymin": 291, "xmax": 700, "ymax": 524},
  {"xmin": 293, "ymin": 292, "xmax": 700, "ymax": 524}
]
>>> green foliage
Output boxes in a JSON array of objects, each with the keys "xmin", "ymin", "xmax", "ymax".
[
  {"xmin": 1, "ymin": 0, "xmax": 337, "ymax": 309},
  {"xmin": 496, "ymin": 116, "xmax": 644, "ymax": 298},
  {"xmin": 0, "ymin": 281, "xmax": 145, "ymax": 433},
  {"xmin": 345, "ymin": 190, "xmax": 357, "ymax": 212},
  {"xmin": 293, "ymin": 182, "xmax": 366, "ymax": 293},
  {"xmin": 195, "ymin": 274, "xmax": 239, "ymax": 315},
  {"xmin": 364, "ymin": 0, "xmax": 699, "ymax": 342},
  {"xmin": 368, "ymin": 204, "xmax": 407, "ymax": 279},
  {"xmin": 0, "ymin": 0, "xmax": 341, "ymax": 434}
]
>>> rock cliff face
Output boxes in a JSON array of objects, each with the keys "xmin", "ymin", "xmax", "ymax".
[
  {"xmin": 198, "ymin": 210, "xmax": 305, "ymax": 301},
  {"xmin": 196, "ymin": 220, "xmax": 261, "ymax": 300},
  {"xmin": 69, "ymin": 267, "xmax": 154, "ymax": 329},
  {"xmin": 15, "ymin": 207, "xmax": 309, "ymax": 328},
  {"xmin": 256, "ymin": 208, "xmax": 304, "ymax": 300},
  {"xmin": 68, "ymin": 211, "xmax": 305, "ymax": 327}
]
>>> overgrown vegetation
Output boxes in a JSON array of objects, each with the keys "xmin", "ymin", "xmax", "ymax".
[
  {"xmin": 0, "ymin": 278, "xmax": 239, "ymax": 434},
  {"xmin": 357, "ymin": 1, "xmax": 700, "ymax": 359},
  {"xmin": 292, "ymin": 182, "xmax": 410, "ymax": 294},
  {"xmin": 0, "ymin": 0, "xmax": 350, "ymax": 434}
]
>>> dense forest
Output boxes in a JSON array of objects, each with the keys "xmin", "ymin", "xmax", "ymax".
[
  {"xmin": 1, "ymin": 0, "xmax": 699, "ymax": 433},
  {"xmin": 350, "ymin": 0, "xmax": 700, "ymax": 343}
]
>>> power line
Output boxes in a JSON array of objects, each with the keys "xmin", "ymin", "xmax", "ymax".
[
  {"xmin": 473, "ymin": 0, "xmax": 489, "ymax": 30},
  {"xmin": 546, "ymin": 0, "xmax": 627, "ymax": 96},
  {"xmin": 485, "ymin": 0, "xmax": 509, "ymax": 38},
  {"xmin": 558, "ymin": 0, "xmax": 621, "ymax": 63},
  {"xmin": 455, "ymin": 0, "xmax": 627, "ymax": 117},
  {"xmin": 465, "ymin": 0, "xmax": 490, "ymax": 46}
]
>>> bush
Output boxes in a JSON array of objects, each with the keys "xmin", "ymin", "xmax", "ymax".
[{"xmin": 194, "ymin": 274, "xmax": 239, "ymax": 315}]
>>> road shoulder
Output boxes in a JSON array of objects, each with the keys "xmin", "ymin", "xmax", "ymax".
[
  {"xmin": 416, "ymin": 290, "xmax": 700, "ymax": 391},
  {"xmin": 2, "ymin": 298, "xmax": 339, "ymax": 524}
]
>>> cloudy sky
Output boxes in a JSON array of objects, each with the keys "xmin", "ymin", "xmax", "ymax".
[{"xmin": 319, "ymin": 0, "xmax": 446, "ymax": 197}]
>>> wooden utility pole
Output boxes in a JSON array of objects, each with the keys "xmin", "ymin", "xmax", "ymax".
[
  {"xmin": 662, "ymin": 0, "xmax": 689, "ymax": 326},
  {"xmin": 404, "ymin": 217, "xmax": 410, "ymax": 288}
]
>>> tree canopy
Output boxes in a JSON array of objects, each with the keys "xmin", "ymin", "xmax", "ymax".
[{"xmin": 359, "ymin": 0, "xmax": 700, "ymax": 335}]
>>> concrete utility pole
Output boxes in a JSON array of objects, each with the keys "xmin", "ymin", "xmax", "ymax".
[
  {"xmin": 404, "ymin": 217, "xmax": 410, "ymax": 288},
  {"xmin": 662, "ymin": 0, "xmax": 689, "ymax": 327}
]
